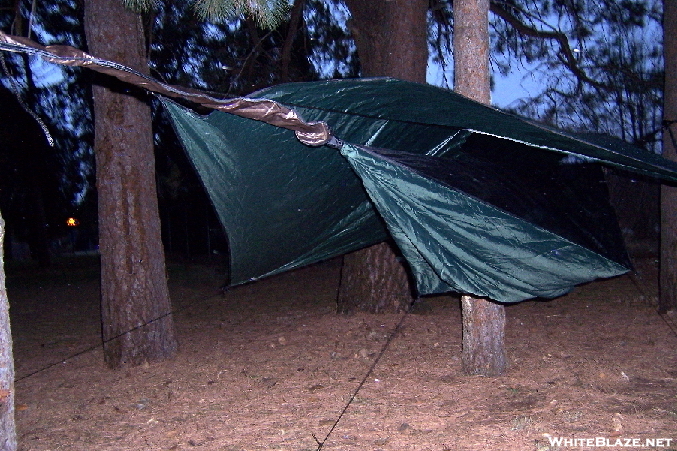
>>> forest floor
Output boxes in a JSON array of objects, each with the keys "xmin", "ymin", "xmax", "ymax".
[{"xmin": 6, "ymin": 253, "xmax": 677, "ymax": 451}]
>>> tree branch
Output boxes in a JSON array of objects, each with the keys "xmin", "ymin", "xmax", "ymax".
[{"xmin": 489, "ymin": 1, "xmax": 609, "ymax": 91}]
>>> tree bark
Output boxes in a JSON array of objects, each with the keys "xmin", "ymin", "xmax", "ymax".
[
  {"xmin": 338, "ymin": 0, "xmax": 427, "ymax": 314},
  {"xmin": 461, "ymin": 296, "xmax": 505, "ymax": 375},
  {"xmin": 337, "ymin": 244, "xmax": 413, "ymax": 314},
  {"xmin": 660, "ymin": 0, "xmax": 677, "ymax": 313},
  {"xmin": 85, "ymin": 0, "xmax": 177, "ymax": 368},
  {"xmin": 279, "ymin": 0, "xmax": 305, "ymax": 83},
  {"xmin": 454, "ymin": 0, "xmax": 507, "ymax": 376},
  {"xmin": 0, "ymin": 212, "xmax": 17, "ymax": 451},
  {"xmin": 453, "ymin": 0, "xmax": 491, "ymax": 104},
  {"xmin": 346, "ymin": 0, "xmax": 428, "ymax": 82}
]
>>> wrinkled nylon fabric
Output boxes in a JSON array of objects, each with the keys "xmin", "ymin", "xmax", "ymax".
[
  {"xmin": 372, "ymin": 136, "xmax": 632, "ymax": 270},
  {"xmin": 339, "ymin": 143, "xmax": 628, "ymax": 302},
  {"xmin": 252, "ymin": 78, "xmax": 677, "ymax": 182}
]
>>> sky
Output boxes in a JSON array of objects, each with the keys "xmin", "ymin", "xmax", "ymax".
[
  {"xmin": 426, "ymin": 51, "xmax": 548, "ymax": 111},
  {"xmin": 491, "ymin": 69, "xmax": 543, "ymax": 109},
  {"xmin": 427, "ymin": 61, "xmax": 542, "ymax": 109}
]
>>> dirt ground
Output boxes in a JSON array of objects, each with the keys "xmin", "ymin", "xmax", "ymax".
[{"xmin": 6, "ymin": 254, "xmax": 677, "ymax": 451}]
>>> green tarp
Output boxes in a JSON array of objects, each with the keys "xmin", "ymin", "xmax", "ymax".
[
  {"xmin": 339, "ymin": 143, "xmax": 626, "ymax": 302},
  {"xmin": 163, "ymin": 99, "xmax": 388, "ymax": 283},
  {"xmin": 161, "ymin": 78, "xmax": 673, "ymax": 302},
  {"xmin": 2, "ymin": 33, "xmax": 676, "ymax": 303}
]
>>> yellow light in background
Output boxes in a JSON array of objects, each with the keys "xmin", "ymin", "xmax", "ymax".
[{"xmin": 66, "ymin": 217, "xmax": 79, "ymax": 227}]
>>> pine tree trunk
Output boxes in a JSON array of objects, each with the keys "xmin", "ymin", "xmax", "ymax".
[
  {"xmin": 460, "ymin": 296, "xmax": 506, "ymax": 375},
  {"xmin": 660, "ymin": 0, "xmax": 677, "ymax": 313},
  {"xmin": 338, "ymin": 0, "xmax": 427, "ymax": 313},
  {"xmin": 453, "ymin": 0, "xmax": 491, "ymax": 104},
  {"xmin": 0, "ymin": 212, "xmax": 17, "ymax": 451},
  {"xmin": 454, "ymin": 0, "xmax": 507, "ymax": 376},
  {"xmin": 346, "ymin": 0, "xmax": 428, "ymax": 81},
  {"xmin": 337, "ymin": 243, "xmax": 413, "ymax": 313},
  {"xmin": 84, "ymin": 0, "xmax": 177, "ymax": 368}
]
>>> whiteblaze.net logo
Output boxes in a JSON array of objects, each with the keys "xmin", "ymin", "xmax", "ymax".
[{"xmin": 546, "ymin": 436, "xmax": 674, "ymax": 448}]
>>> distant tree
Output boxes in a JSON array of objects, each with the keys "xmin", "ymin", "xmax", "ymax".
[
  {"xmin": 0, "ymin": 212, "xmax": 16, "ymax": 451},
  {"xmin": 147, "ymin": 0, "xmax": 352, "ymax": 96},
  {"xmin": 660, "ymin": 0, "xmax": 677, "ymax": 313},
  {"xmin": 1, "ymin": 6, "xmax": 51, "ymax": 267},
  {"xmin": 304, "ymin": 0, "xmax": 359, "ymax": 79},
  {"xmin": 336, "ymin": 0, "xmax": 428, "ymax": 314},
  {"xmin": 0, "ymin": 0, "xmax": 93, "ymax": 265},
  {"xmin": 84, "ymin": 0, "xmax": 177, "ymax": 368},
  {"xmin": 490, "ymin": 0, "xmax": 663, "ymax": 147},
  {"xmin": 0, "ymin": 85, "xmax": 61, "ymax": 266}
]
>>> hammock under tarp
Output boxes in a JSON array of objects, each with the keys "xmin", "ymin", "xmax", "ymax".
[
  {"xmin": 161, "ymin": 84, "xmax": 633, "ymax": 303},
  {"xmin": 3, "ymin": 32, "xmax": 677, "ymax": 302}
]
